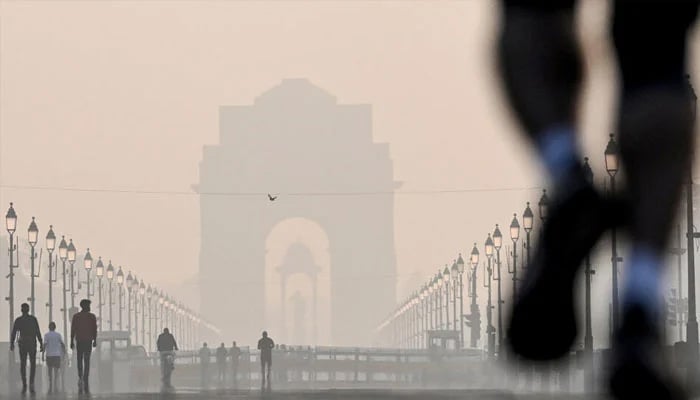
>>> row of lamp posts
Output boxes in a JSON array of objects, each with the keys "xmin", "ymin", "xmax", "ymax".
[
  {"xmin": 3, "ymin": 203, "xmax": 209, "ymax": 352},
  {"xmin": 376, "ymin": 143, "xmax": 626, "ymax": 392}
]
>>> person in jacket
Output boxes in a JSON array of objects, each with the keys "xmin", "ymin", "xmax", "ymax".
[
  {"xmin": 156, "ymin": 328, "xmax": 178, "ymax": 391},
  {"xmin": 70, "ymin": 299, "xmax": 97, "ymax": 394},
  {"xmin": 10, "ymin": 303, "xmax": 43, "ymax": 394}
]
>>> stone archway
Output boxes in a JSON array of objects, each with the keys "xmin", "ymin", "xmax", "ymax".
[{"xmin": 195, "ymin": 79, "xmax": 399, "ymax": 345}]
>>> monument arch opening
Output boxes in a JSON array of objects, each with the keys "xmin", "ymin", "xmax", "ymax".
[{"xmin": 265, "ymin": 217, "xmax": 331, "ymax": 346}]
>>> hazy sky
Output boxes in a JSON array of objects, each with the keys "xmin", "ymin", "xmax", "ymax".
[{"xmin": 2, "ymin": 0, "xmax": 699, "ymax": 346}]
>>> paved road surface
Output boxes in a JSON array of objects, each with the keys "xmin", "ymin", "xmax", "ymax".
[{"xmin": 12, "ymin": 389, "xmax": 605, "ymax": 400}]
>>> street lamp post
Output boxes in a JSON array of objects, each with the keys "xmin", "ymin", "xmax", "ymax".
[
  {"xmin": 436, "ymin": 272, "xmax": 444, "ymax": 329},
  {"xmin": 46, "ymin": 226, "xmax": 56, "ymax": 323},
  {"xmin": 164, "ymin": 296, "xmax": 170, "ymax": 331},
  {"xmin": 140, "ymin": 280, "xmax": 146, "ymax": 347},
  {"xmin": 492, "ymin": 225, "xmax": 503, "ymax": 357},
  {"xmin": 686, "ymin": 75, "xmax": 699, "ymax": 383},
  {"xmin": 443, "ymin": 265, "xmax": 451, "ymax": 330},
  {"xmin": 469, "ymin": 244, "xmax": 480, "ymax": 348},
  {"xmin": 523, "ymin": 204, "xmax": 533, "ymax": 266},
  {"xmin": 159, "ymin": 293, "xmax": 165, "ymax": 334},
  {"xmin": 95, "ymin": 258, "xmax": 104, "ymax": 331},
  {"xmin": 28, "ymin": 217, "xmax": 39, "ymax": 315},
  {"xmin": 107, "ymin": 262, "xmax": 114, "ymax": 332},
  {"xmin": 605, "ymin": 133, "xmax": 620, "ymax": 336},
  {"xmin": 421, "ymin": 286, "xmax": 428, "ymax": 348},
  {"xmin": 83, "ymin": 249, "xmax": 93, "ymax": 301},
  {"xmin": 579, "ymin": 160, "xmax": 596, "ymax": 392},
  {"xmin": 67, "ymin": 240, "xmax": 77, "ymax": 310},
  {"xmin": 508, "ymin": 214, "xmax": 521, "ymax": 302},
  {"xmin": 456, "ymin": 254, "xmax": 465, "ymax": 348},
  {"xmin": 117, "ymin": 267, "xmax": 124, "ymax": 331},
  {"xmin": 126, "ymin": 272, "xmax": 133, "ymax": 339},
  {"xmin": 6, "ymin": 203, "xmax": 17, "ymax": 338},
  {"xmin": 58, "ymin": 237, "xmax": 68, "ymax": 341},
  {"xmin": 484, "ymin": 234, "xmax": 495, "ymax": 359},
  {"xmin": 133, "ymin": 276, "xmax": 140, "ymax": 344},
  {"xmin": 147, "ymin": 286, "xmax": 153, "ymax": 352},
  {"xmin": 5, "ymin": 203, "xmax": 17, "ymax": 395},
  {"xmin": 450, "ymin": 261, "xmax": 459, "ymax": 334},
  {"xmin": 413, "ymin": 294, "xmax": 420, "ymax": 349}
]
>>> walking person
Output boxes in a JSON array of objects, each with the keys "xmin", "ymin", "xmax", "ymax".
[
  {"xmin": 230, "ymin": 341, "xmax": 241, "ymax": 389},
  {"xmin": 43, "ymin": 322, "xmax": 66, "ymax": 394},
  {"xmin": 70, "ymin": 299, "xmax": 97, "ymax": 394},
  {"xmin": 257, "ymin": 331, "xmax": 274, "ymax": 390},
  {"xmin": 10, "ymin": 303, "xmax": 43, "ymax": 395},
  {"xmin": 198, "ymin": 342, "xmax": 211, "ymax": 389},
  {"xmin": 156, "ymin": 328, "xmax": 178, "ymax": 392},
  {"xmin": 496, "ymin": 1, "xmax": 699, "ymax": 399},
  {"xmin": 216, "ymin": 343, "xmax": 227, "ymax": 387}
]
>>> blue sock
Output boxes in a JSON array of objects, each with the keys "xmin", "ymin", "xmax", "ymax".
[
  {"xmin": 622, "ymin": 246, "xmax": 663, "ymax": 317},
  {"xmin": 536, "ymin": 126, "xmax": 579, "ymax": 183}
]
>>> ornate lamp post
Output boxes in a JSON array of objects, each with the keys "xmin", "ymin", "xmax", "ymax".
[
  {"xmin": 469, "ymin": 243, "xmax": 480, "ymax": 348},
  {"xmin": 140, "ymin": 280, "xmax": 146, "ymax": 346},
  {"xmin": 450, "ymin": 261, "xmax": 459, "ymax": 334},
  {"xmin": 116, "ymin": 267, "xmax": 124, "ymax": 330},
  {"xmin": 95, "ymin": 258, "xmax": 104, "ymax": 331},
  {"xmin": 6, "ymin": 203, "xmax": 17, "ymax": 338},
  {"xmin": 581, "ymin": 160, "xmax": 595, "ymax": 392},
  {"xmin": 28, "ymin": 217, "xmax": 39, "ymax": 315},
  {"xmin": 492, "ymin": 224, "xmax": 504, "ymax": 357},
  {"xmin": 5, "ymin": 203, "xmax": 17, "ymax": 395},
  {"xmin": 132, "ymin": 275, "xmax": 140, "ymax": 344},
  {"xmin": 523, "ymin": 203, "xmax": 533, "ymax": 266},
  {"xmin": 159, "ymin": 292, "xmax": 165, "ymax": 333},
  {"xmin": 484, "ymin": 234, "xmax": 495, "ymax": 359},
  {"xmin": 83, "ymin": 249, "xmax": 93, "ymax": 300},
  {"xmin": 436, "ymin": 271, "xmax": 444, "ymax": 329},
  {"xmin": 420, "ymin": 286, "xmax": 428, "ymax": 348},
  {"xmin": 107, "ymin": 261, "xmax": 114, "ymax": 332},
  {"xmin": 126, "ymin": 272, "xmax": 134, "ymax": 338},
  {"xmin": 686, "ymin": 74, "xmax": 699, "ymax": 383},
  {"xmin": 46, "ymin": 225, "xmax": 56, "ymax": 322},
  {"xmin": 429, "ymin": 277, "xmax": 438, "ymax": 330},
  {"xmin": 58, "ymin": 236, "xmax": 68, "ymax": 340},
  {"xmin": 147, "ymin": 285, "xmax": 153, "ymax": 352},
  {"xmin": 164, "ymin": 296, "xmax": 170, "ymax": 330},
  {"xmin": 442, "ymin": 265, "xmax": 451, "ymax": 330},
  {"xmin": 605, "ymin": 133, "xmax": 620, "ymax": 335},
  {"xmin": 456, "ymin": 254, "xmax": 465, "ymax": 348},
  {"xmin": 67, "ymin": 240, "xmax": 77, "ymax": 310},
  {"xmin": 508, "ymin": 214, "xmax": 520, "ymax": 302}
]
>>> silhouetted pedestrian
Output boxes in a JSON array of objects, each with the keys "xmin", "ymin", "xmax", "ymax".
[
  {"xmin": 230, "ymin": 341, "xmax": 241, "ymax": 389},
  {"xmin": 43, "ymin": 322, "xmax": 65, "ymax": 394},
  {"xmin": 216, "ymin": 343, "xmax": 227, "ymax": 386},
  {"xmin": 10, "ymin": 303, "xmax": 43, "ymax": 395},
  {"xmin": 257, "ymin": 331, "xmax": 274, "ymax": 389},
  {"xmin": 70, "ymin": 299, "xmax": 97, "ymax": 394},
  {"xmin": 157, "ymin": 328, "xmax": 178, "ymax": 392},
  {"xmin": 199, "ymin": 342, "xmax": 211, "ymax": 389}
]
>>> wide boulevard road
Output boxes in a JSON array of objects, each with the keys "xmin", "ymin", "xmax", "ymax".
[{"xmin": 29, "ymin": 389, "xmax": 605, "ymax": 400}]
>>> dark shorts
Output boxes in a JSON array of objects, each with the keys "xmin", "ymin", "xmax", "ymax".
[
  {"xmin": 261, "ymin": 357, "xmax": 271, "ymax": 366},
  {"xmin": 46, "ymin": 356, "xmax": 61, "ymax": 368}
]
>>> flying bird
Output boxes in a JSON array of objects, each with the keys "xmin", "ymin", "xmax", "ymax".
[{"xmin": 268, "ymin": 194, "xmax": 278, "ymax": 202}]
